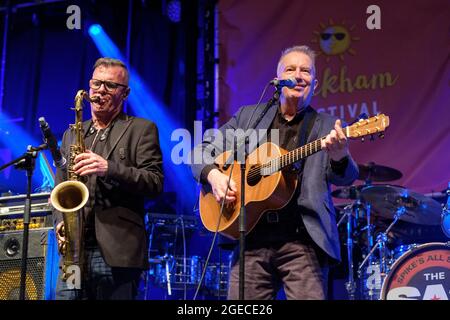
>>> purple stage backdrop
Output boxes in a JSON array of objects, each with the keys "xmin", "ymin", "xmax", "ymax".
[{"xmin": 218, "ymin": 0, "xmax": 450, "ymax": 194}]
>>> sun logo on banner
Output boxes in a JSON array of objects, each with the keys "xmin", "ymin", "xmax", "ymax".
[{"xmin": 311, "ymin": 19, "xmax": 360, "ymax": 62}]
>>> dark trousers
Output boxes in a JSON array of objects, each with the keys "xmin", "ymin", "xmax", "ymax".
[
  {"xmin": 55, "ymin": 247, "xmax": 143, "ymax": 300},
  {"xmin": 227, "ymin": 209, "xmax": 330, "ymax": 300},
  {"xmin": 227, "ymin": 240, "xmax": 329, "ymax": 300}
]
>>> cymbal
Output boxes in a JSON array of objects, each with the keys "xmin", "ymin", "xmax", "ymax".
[
  {"xmin": 361, "ymin": 185, "xmax": 441, "ymax": 225},
  {"xmin": 358, "ymin": 162, "xmax": 402, "ymax": 182},
  {"xmin": 332, "ymin": 185, "xmax": 365, "ymax": 199}
]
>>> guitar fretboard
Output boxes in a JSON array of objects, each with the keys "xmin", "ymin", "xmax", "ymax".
[{"xmin": 260, "ymin": 137, "xmax": 327, "ymax": 176}]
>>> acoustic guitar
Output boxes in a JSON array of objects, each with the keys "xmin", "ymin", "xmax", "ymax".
[{"xmin": 199, "ymin": 114, "xmax": 390, "ymax": 239}]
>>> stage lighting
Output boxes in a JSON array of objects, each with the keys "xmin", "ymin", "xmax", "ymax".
[
  {"xmin": 88, "ymin": 24, "xmax": 102, "ymax": 37},
  {"xmin": 167, "ymin": 0, "xmax": 181, "ymax": 23}
]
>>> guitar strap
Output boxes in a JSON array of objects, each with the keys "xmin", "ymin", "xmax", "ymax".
[{"xmin": 297, "ymin": 106, "xmax": 317, "ymax": 172}]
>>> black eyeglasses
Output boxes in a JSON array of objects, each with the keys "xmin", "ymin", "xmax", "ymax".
[
  {"xmin": 320, "ymin": 33, "xmax": 346, "ymax": 41},
  {"xmin": 89, "ymin": 79, "xmax": 128, "ymax": 92}
]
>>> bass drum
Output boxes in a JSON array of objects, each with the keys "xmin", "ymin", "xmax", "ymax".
[{"xmin": 380, "ymin": 242, "xmax": 450, "ymax": 300}]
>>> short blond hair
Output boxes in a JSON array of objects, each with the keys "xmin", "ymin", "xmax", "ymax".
[{"xmin": 277, "ymin": 45, "xmax": 317, "ymax": 76}]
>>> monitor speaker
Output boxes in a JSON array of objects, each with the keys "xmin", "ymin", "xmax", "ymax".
[{"xmin": 0, "ymin": 228, "xmax": 59, "ymax": 300}]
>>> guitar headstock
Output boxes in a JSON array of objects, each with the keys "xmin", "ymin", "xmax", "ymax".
[{"xmin": 346, "ymin": 114, "xmax": 390, "ymax": 141}]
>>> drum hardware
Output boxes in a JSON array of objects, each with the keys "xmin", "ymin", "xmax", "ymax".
[
  {"xmin": 361, "ymin": 185, "xmax": 442, "ymax": 225},
  {"xmin": 337, "ymin": 204, "xmax": 357, "ymax": 300},
  {"xmin": 143, "ymin": 222, "xmax": 156, "ymax": 300},
  {"xmin": 143, "ymin": 212, "xmax": 205, "ymax": 299},
  {"xmin": 164, "ymin": 254, "xmax": 172, "ymax": 296},
  {"xmin": 332, "ymin": 185, "xmax": 364, "ymax": 200},
  {"xmin": 357, "ymin": 162, "xmax": 403, "ymax": 183},
  {"xmin": 441, "ymin": 183, "xmax": 450, "ymax": 238},
  {"xmin": 152, "ymin": 255, "xmax": 203, "ymax": 289},
  {"xmin": 358, "ymin": 205, "xmax": 406, "ymax": 299},
  {"xmin": 334, "ymin": 184, "xmax": 380, "ymax": 250},
  {"xmin": 146, "ymin": 212, "xmax": 198, "ymax": 230},
  {"xmin": 335, "ymin": 179, "xmax": 447, "ymax": 300},
  {"xmin": 392, "ymin": 243, "xmax": 419, "ymax": 260},
  {"xmin": 204, "ymin": 262, "xmax": 230, "ymax": 297},
  {"xmin": 336, "ymin": 194, "xmax": 373, "ymax": 300}
]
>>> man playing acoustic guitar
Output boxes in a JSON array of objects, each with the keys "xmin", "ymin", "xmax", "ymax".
[{"xmin": 191, "ymin": 45, "xmax": 359, "ymax": 299}]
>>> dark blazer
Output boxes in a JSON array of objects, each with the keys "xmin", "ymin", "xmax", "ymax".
[
  {"xmin": 53, "ymin": 112, "xmax": 163, "ymax": 269},
  {"xmin": 191, "ymin": 103, "xmax": 358, "ymax": 262}
]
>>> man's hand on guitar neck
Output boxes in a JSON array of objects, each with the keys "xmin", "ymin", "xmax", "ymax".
[
  {"xmin": 321, "ymin": 119, "xmax": 350, "ymax": 162},
  {"xmin": 207, "ymin": 169, "xmax": 237, "ymax": 204}
]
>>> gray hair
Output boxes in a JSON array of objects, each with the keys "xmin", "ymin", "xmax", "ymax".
[
  {"xmin": 277, "ymin": 45, "xmax": 317, "ymax": 75},
  {"xmin": 93, "ymin": 57, "xmax": 129, "ymax": 84}
]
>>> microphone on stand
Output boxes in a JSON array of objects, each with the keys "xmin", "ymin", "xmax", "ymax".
[
  {"xmin": 38, "ymin": 117, "xmax": 67, "ymax": 168},
  {"xmin": 269, "ymin": 77, "xmax": 297, "ymax": 89}
]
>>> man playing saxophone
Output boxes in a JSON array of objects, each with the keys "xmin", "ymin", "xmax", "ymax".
[{"xmin": 53, "ymin": 57, "xmax": 164, "ymax": 300}]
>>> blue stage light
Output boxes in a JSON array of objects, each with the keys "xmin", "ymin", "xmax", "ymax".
[
  {"xmin": 167, "ymin": 0, "xmax": 181, "ymax": 23},
  {"xmin": 88, "ymin": 24, "xmax": 102, "ymax": 37},
  {"xmin": 0, "ymin": 112, "xmax": 55, "ymax": 191}
]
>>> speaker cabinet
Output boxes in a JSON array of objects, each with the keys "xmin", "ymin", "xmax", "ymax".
[{"xmin": 0, "ymin": 227, "xmax": 59, "ymax": 300}]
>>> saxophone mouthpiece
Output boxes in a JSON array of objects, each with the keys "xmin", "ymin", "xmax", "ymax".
[{"xmin": 89, "ymin": 96, "xmax": 101, "ymax": 104}]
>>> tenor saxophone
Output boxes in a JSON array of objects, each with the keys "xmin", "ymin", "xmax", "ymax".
[{"xmin": 51, "ymin": 90, "xmax": 98, "ymax": 282}]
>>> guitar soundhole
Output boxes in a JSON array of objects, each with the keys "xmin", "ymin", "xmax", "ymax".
[{"xmin": 247, "ymin": 165, "xmax": 262, "ymax": 186}]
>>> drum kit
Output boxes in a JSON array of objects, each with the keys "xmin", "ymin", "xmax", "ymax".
[
  {"xmin": 141, "ymin": 168, "xmax": 450, "ymax": 300},
  {"xmin": 334, "ymin": 162, "xmax": 450, "ymax": 300},
  {"xmin": 150, "ymin": 254, "xmax": 229, "ymax": 297},
  {"xmin": 142, "ymin": 212, "xmax": 230, "ymax": 300}
]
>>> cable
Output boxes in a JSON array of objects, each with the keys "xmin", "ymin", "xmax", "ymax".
[
  {"xmin": 245, "ymin": 83, "xmax": 271, "ymax": 131},
  {"xmin": 192, "ymin": 81, "xmax": 274, "ymax": 300},
  {"xmin": 179, "ymin": 216, "xmax": 187, "ymax": 300},
  {"xmin": 217, "ymin": 246, "xmax": 222, "ymax": 299},
  {"xmin": 193, "ymin": 162, "xmax": 235, "ymax": 300}
]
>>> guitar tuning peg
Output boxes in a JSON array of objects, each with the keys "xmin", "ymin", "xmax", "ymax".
[
  {"xmin": 361, "ymin": 137, "xmax": 365, "ymax": 143},
  {"xmin": 378, "ymin": 132, "xmax": 385, "ymax": 139}
]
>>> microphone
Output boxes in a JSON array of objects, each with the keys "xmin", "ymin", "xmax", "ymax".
[
  {"xmin": 270, "ymin": 77, "xmax": 297, "ymax": 89},
  {"xmin": 38, "ymin": 117, "xmax": 67, "ymax": 168}
]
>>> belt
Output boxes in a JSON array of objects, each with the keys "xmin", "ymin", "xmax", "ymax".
[
  {"xmin": 264, "ymin": 210, "xmax": 301, "ymax": 224},
  {"xmin": 266, "ymin": 211, "xmax": 280, "ymax": 223},
  {"xmin": 245, "ymin": 211, "xmax": 306, "ymax": 243}
]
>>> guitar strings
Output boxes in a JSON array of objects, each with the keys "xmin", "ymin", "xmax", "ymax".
[
  {"xmin": 245, "ymin": 138, "xmax": 324, "ymax": 181},
  {"xmin": 244, "ymin": 117, "xmax": 380, "ymax": 181}
]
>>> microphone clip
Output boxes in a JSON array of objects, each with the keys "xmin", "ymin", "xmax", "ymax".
[{"xmin": 270, "ymin": 78, "xmax": 297, "ymax": 89}]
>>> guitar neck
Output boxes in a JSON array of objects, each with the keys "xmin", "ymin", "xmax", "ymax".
[
  {"xmin": 260, "ymin": 126, "xmax": 354, "ymax": 175},
  {"xmin": 258, "ymin": 113, "xmax": 389, "ymax": 176},
  {"xmin": 260, "ymin": 137, "xmax": 325, "ymax": 175}
]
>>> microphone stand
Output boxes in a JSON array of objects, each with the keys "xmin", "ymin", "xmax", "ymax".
[
  {"xmin": 0, "ymin": 143, "xmax": 47, "ymax": 300},
  {"xmin": 238, "ymin": 136, "xmax": 246, "ymax": 300},
  {"xmin": 222, "ymin": 90, "xmax": 280, "ymax": 300}
]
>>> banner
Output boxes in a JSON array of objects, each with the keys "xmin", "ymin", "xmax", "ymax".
[{"xmin": 218, "ymin": 0, "xmax": 450, "ymax": 194}]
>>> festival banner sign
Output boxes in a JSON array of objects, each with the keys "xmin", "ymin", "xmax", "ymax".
[{"xmin": 218, "ymin": 0, "xmax": 450, "ymax": 193}]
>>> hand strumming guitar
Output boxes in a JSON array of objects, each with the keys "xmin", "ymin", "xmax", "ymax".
[{"xmin": 207, "ymin": 168, "xmax": 237, "ymax": 204}]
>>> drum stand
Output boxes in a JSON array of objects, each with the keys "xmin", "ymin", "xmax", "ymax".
[
  {"xmin": 337, "ymin": 204, "xmax": 357, "ymax": 299},
  {"xmin": 336, "ymin": 185, "xmax": 372, "ymax": 300},
  {"xmin": 358, "ymin": 206, "xmax": 406, "ymax": 283},
  {"xmin": 441, "ymin": 183, "xmax": 450, "ymax": 238},
  {"xmin": 144, "ymin": 222, "xmax": 156, "ymax": 300}
]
